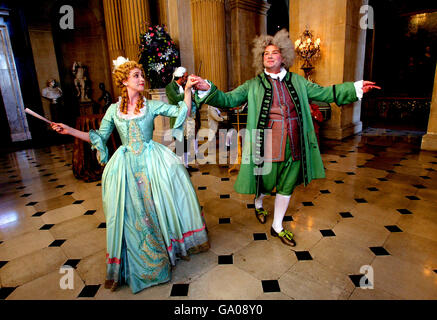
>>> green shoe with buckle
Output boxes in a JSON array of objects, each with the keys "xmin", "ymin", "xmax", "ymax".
[
  {"xmin": 254, "ymin": 207, "xmax": 268, "ymax": 224},
  {"xmin": 270, "ymin": 227, "xmax": 296, "ymax": 247}
]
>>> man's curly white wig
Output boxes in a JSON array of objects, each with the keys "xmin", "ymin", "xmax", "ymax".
[{"xmin": 252, "ymin": 29, "xmax": 295, "ymax": 74}]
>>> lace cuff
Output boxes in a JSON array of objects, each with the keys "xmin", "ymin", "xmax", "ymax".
[{"xmin": 89, "ymin": 130, "xmax": 109, "ymax": 165}]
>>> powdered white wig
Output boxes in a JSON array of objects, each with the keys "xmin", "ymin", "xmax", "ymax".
[
  {"xmin": 252, "ymin": 29, "xmax": 295, "ymax": 74},
  {"xmin": 173, "ymin": 66, "xmax": 187, "ymax": 80}
]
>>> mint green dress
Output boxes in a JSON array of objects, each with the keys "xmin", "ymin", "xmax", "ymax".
[{"xmin": 89, "ymin": 98, "xmax": 209, "ymax": 294}]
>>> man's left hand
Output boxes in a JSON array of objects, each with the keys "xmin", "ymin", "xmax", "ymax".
[{"xmin": 362, "ymin": 81, "xmax": 381, "ymax": 93}]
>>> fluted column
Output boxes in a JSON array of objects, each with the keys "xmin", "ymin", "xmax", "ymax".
[
  {"xmin": 102, "ymin": 0, "xmax": 125, "ymax": 94},
  {"xmin": 120, "ymin": 0, "xmax": 151, "ymax": 62},
  {"xmin": 191, "ymin": 0, "xmax": 227, "ymax": 91}
]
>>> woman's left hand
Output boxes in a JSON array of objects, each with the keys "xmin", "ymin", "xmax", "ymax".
[
  {"xmin": 362, "ymin": 81, "xmax": 381, "ymax": 93},
  {"xmin": 185, "ymin": 76, "xmax": 199, "ymax": 90}
]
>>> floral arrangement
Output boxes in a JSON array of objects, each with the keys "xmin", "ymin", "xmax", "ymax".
[{"xmin": 139, "ymin": 25, "xmax": 180, "ymax": 88}]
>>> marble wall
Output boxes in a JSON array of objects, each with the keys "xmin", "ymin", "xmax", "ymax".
[{"xmin": 289, "ymin": 0, "xmax": 368, "ymax": 140}]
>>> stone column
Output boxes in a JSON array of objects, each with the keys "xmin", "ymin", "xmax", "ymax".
[
  {"xmin": 228, "ymin": 0, "xmax": 270, "ymax": 89},
  {"xmin": 290, "ymin": 0, "xmax": 368, "ymax": 140},
  {"xmin": 120, "ymin": 0, "xmax": 151, "ymax": 62},
  {"xmin": 102, "ymin": 0, "xmax": 125, "ymax": 95},
  {"xmin": 190, "ymin": 0, "xmax": 228, "ymax": 91},
  {"xmin": 421, "ymin": 64, "xmax": 437, "ymax": 151}
]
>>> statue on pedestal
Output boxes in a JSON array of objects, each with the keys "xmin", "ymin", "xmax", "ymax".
[
  {"xmin": 41, "ymin": 79, "xmax": 63, "ymax": 122},
  {"xmin": 72, "ymin": 61, "xmax": 91, "ymax": 102}
]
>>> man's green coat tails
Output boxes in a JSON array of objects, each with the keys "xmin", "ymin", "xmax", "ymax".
[{"xmin": 195, "ymin": 71, "xmax": 358, "ymax": 195}]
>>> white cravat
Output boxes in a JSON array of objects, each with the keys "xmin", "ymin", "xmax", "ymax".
[{"xmin": 264, "ymin": 67, "xmax": 287, "ymax": 81}]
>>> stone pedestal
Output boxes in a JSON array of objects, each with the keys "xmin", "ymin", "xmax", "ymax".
[
  {"xmin": 421, "ymin": 64, "xmax": 437, "ymax": 151},
  {"xmin": 148, "ymin": 88, "xmax": 172, "ymax": 146}
]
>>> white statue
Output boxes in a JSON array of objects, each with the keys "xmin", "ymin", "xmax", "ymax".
[
  {"xmin": 72, "ymin": 61, "xmax": 91, "ymax": 102},
  {"xmin": 41, "ymin": 79, "xmax": 63, "ymax": 104}
]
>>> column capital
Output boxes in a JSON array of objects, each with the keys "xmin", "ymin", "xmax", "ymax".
[
  {"xmin": 191, "ymin": 0, "xmax": 225, "ymax": 4},
  {"xmin": 228, "ymin": 0, "xmax": 270, "ymax": 15}
]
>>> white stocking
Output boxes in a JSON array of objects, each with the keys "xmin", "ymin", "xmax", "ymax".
[
  {"xmin": 254, "ymin": 193, "xmax": 266, "ymax": 209},
  {"xmin": 272, "ymin": 194, "xmax": 291, "ymax": 233}
]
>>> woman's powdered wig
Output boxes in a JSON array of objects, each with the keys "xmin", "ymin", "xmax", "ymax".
[
  {"xmin": 252, "ymin": 29, "xmax": 295, "ymax": 74},
  {"xmin": 112, "ymin": 60, "xmax": 145, "ymax": 115}
]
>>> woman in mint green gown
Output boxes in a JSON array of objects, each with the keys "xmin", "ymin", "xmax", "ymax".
[{"xmin": 51, "ymin": 57, "xmax": 209, "ymax": 294}]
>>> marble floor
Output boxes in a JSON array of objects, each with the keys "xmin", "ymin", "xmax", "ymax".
[{"xmin": 0, "ymin": 127, "xmax": 437, "ymax": 300}]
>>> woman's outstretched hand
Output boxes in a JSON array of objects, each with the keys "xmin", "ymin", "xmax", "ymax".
[
  {"xmin": 50, "ymin": 122, "xmax": 70, "ymax": 135},
  {"xmin": 185, "ymin": 75, "xmax": 199, "ymax": 90},
  {"xmin": 362, "ymin": 81, "xmax": 381, "ymax": 94}
]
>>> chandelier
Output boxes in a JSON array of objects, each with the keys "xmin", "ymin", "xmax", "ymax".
[{"xmin": 295, "ymin": 28, "xmax": 321, "ymax": 81}]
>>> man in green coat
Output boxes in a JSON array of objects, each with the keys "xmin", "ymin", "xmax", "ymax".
[
  {"xmin": 193, "ymin": 29, "xmax": 380, "ymax": 247},
  {"xmin": 166, "ymin": 67, "xmax": 199, "ymax": 172}
]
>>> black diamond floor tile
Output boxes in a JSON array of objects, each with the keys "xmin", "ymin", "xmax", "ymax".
[
  {"xmin": 340, "ymin": 155, "xmax": 347, "ymax": 158},
  {"xmin": 84, "ymin": 210, "xmax": 96, "ymax": 215},
  {"xmin": 295, "ymin": 251, "xmax": 313, "ymax": 261},
  {"xmin": 202, "ymin": 172, "xmax": 210, "ymax": 175},
  {"xmin": 221, "ymin": 177, "xmax": 230, "ymax": 181},
  {"xmin": 16, "ymin": 186, "xmax": 26, "ymax": 190},
  {"xmin": 369, "ymin": 247, "xmax": 390, "ymax": 256},
  {"xmin": 64, "ymin": 192, "xmax": 74, "ymax": 195},
  {"xmin": 330, "ymin": 161, "xmax": 338, "ymax": 163},
  {"xmin": 218, "ymin": 255, "xmax": 233, "ymax": 264},
  {"xmin": 20, "ymin": 193, "xmax": 32, "ymax": 197},
  {"xmin": 39, "ymin": 224, "xmax": 54, "ymax": 230},
  {"xmin": 334, "ymin": 180, "xmax": 344, "ymax": 184},
  {"xmin": 355, "ymin": 198, "xmax": 368, "ymax": 203},
  {"xmin": 25, "ymin": 202, "xmax": 38, "ymax": 206},
  {"xmin": 220, "ymin": 194, "xmax": 230, "ymax": 199},
  {"xmin": 426, "ymin": 168, "xmax": 436, "ymax": 172},
  {"xmin": 0, "ymin": 287, "xmax": 16, "ymax": 300},
  {"xmin": 96, "ymin": 183, "xmax": 101, "ymax": 186},
  {"xmin": 0, "ymin": 261, "xmax": 8, "ymax": 269},
  {"xmin": 420, "ymin": 176, "xmax": 431, "ymax": 180},
  {"xmin": 261, "ymin": 280, "xmax": 280, "ymax": 293},
  {"xmin": 48, "ymin": 179, "xmax": 58, "ymax": 182},
  {"xmin": 56, "ymin": 185, "xmax": 65, "ymax": 188},
  {"xmin": 346, "ymin": 172, "xmax": 356, "ymax": 175},
  {"xmin": 320, "ymin": 229, "xmax": 336, "ymax": 237},
  {"xmin": 406, "ymin": 195, "xmax": 420, "ymax": 200},
  {"xmin": 412, "ymin": 184, "xmax": 426, "ymax": 189},
  {"xmin": 219, "ymin": 218, "xmax": 231, "ymax": 224},
  {"xmin": 320, "ymin": 190, "xmax": 330, "ymax": 194},
  {"xmin": 385, "ymin": 225, "xmax": 403, "ymax": 232},
  {"xmin": 73, "ymin": 200, "xmax": 84, "ymax": 204},
  {"xmin": 63, "ymin": 259, "xmax": 81, "ymax": 268},
  {"xmin": 198, "ymin": 186, "xmax": 207, "ymax": 190},
  {"xmin": 339, "ymin": 212, "xmax": 354, "ymax": 218},
  {"xmin": 283, "ymin": 216, "xmax": 293, "ymax": 222},
  {"xmin": 170, "ymin": 283, "xmax": 189, "ymax": 296},
  {"xmin": 49, "ymin": 239, "xmax": 66, "ymax": 247},
  {"xmin": 77, "ymin": 285, "xmax": 101, "ymax": 298},
  {"xmin": 302, "ymin": 202, "xmax": 314, "ymax": 206},
  {"xmin": 247, "ymin": 203, "xmax": 255, "ymax": 209},
  {"xmin": 253, "ymin": 233, "xmax": 267, "ymax": 241},
  {"xmin": 377, "ymin": 178, "xmax": 388, "ymax": 181},
  {"xmin": 32, "ymin": 211, "xmax": 46, "ymax": 217},
  {"xmin": 367, "ymin": 187, "xmax": 379, "ymax": 191},
  {"xmin": 98, "ymin": 223, "xmax": 106, "ymax": 228},
  {"xmin": 397, "ymin": 209, "xmax": 413, "ymax": 215}
]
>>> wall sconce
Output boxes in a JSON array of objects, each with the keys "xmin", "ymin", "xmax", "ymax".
[{"xmin": 295, "ymin": 28, "xmax": 321, "ymax": 82}]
